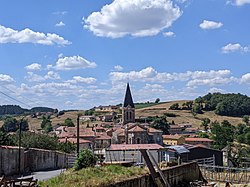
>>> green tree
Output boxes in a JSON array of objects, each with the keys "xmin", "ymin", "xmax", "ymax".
[
  {"xmin": 0, "ymin": 129, "xmax": 14, "ymax": 145},
  {"xmin": 242, "ymin": 115, "xmax": 249, "ymax": 126},
  {"xmin": 197, "ymin": 132, "xmax": 209, "ymax": 138},
  {"xmin": 201, "ymin": 118, "xmax": 210, "ymax": 131},
  {"xmin": 169, "ymin": 103, "xmax": 179, "ymax": 110},
  {"xmin": 41, "ymin": 116, "xmax": 53, "ymax": 133},
  {"xmin": 64, "ymin": 118, "xmax": 75, "ymax": 127},
  {"xmin": 2, "ymin": 116, "xmax": 18, "ymax": 132},
  {"xmin": 155, "ymin": 98, "xmax": 160, "ymax": 103},
  {"xmin": 150, "ymin": 116, "xmax": 170, "ymax": 134},
  {"xmin": 74, "ymin": 149, "xmax": 97, "ymax": 170},
  {"xmin": 192, "ymin": 104, "xmax": 203, "ymax": 114}
]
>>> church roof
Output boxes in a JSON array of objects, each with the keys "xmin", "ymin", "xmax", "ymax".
[{"xmin": 123, "ymin": 83, "xmax": 135, "ymax": 108}]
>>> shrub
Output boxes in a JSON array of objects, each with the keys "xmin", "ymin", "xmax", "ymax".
[{"xmin": 74, "ymin": 149, "xmax": 97, "ymax": 170}]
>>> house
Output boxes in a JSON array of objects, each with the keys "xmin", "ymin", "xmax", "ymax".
[
  {"xmin": 185, "ymin": 138, "xmax": 213, "ymax": 148},
  {"xmin": 169, "ymin": 125, "xmax": 185, "ymax": 134},
  {"xmin": 59, "ymin": 138, "xmax": 93, "ymax": 149},
  {"xmin": 94, "ymin": 105, "xmax": 119, "ymax": 112},
  {"xmin": 79, "ymin": 116, "xmax": 96, "ymax": 122},
  {"xmin": 162, "ymin": 134, "xmax": 185, "ymax": 145},
  {"xmin": 105, "ymin": 144, "xmax": 164, "ymax": 164}
]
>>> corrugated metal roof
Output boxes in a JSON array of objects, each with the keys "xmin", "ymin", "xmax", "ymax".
[{"xmin": 166, "ymin": 145, "xmax": 190, "ymax": 154}]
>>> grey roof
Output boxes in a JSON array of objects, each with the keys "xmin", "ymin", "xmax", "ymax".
[
  {"xmin": 166, "ymin": 145, "xmax": 190, "ymax": 154},
  {"xmin": 123, "ymin": 83, "xmax": 135, "ymax": 108}
]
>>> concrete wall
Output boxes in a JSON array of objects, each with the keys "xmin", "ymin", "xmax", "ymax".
[
  {"xmin": 0, "ymin": 146, "xmax": 74, "ymax": 176},
  {"xmin": 109, "ymin": 162, "xmax": 202, "ymax": 187}
]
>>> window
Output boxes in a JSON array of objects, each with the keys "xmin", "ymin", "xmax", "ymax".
[{"xmin": 136, "ymin": 138, "xmax": 141, "ymax": 144}]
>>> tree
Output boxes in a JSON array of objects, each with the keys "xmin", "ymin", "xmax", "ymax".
[
  {"xmin": 192, "ymin": 104, "xmax": 203, "ymax": 114},
  {"xmin": 41, "ymin": 115, "xmax": 53, "ymax": 133},
  {"xmin": 0, "ymin": 129, "xmax": 14, "ymax": 145},
  {"xmin": 2, "ymin": 116, "xmax": 18, "ymax": 132},
  {"xmin": 150, "ymin": 116, "xmax": 170, "ymax": 134},
  {"xmin": 182, "ymin": 101, "xmax": 193, "ymax": 110},
  {"xmin": 169, "ymin": 103, "xmax": 179, "ymax": 110},
  {"xmin": 64, "ymin": 118, "xmax": 75, "ymax": 127},
  {"xmin": 74, "ymin": 149, "xmax": 97, "ymax": 170},
  {"xmin": 155, "ymin": 98, "xmax": 160, "ymax": 103},
  {"xmin": 201, "ymin": 118, "xmax": 210, "ymax": 131},
  {"xmin": 242, "ymin": 115, "xmax": 249, "ymax": 126},
  {"xmin": 197, "ymin": 132, "xmax": 209, "ymax": 138}
]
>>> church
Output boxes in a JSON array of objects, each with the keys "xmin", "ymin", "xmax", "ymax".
[{"xmin": 111, "ymin": 83, "xmax": 163, "ymax": 145}]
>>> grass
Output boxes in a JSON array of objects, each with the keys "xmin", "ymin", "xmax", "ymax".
[
  {"xmin": 39, "ymin": 165, "xmax": 148, "ymax": 187},
  {"xmin": 135, "ymin": 102, "xmax": 163, "ymax": 109}
]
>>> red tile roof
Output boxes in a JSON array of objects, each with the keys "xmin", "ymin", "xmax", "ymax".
[
  {"xmin": 108, "ymin": 144, "xmax": 163, "ymax": 151},
  {"xmin": 128, "ymin": 125, "xmax": 146, "ymax": 132},
  {"xmin": 148, "ymin": 127, "xmax": 162, "ymax": 133},
  {"xmin": 185, "ymin": 138, "xmax": 213, "ymax": 142},
  {"xmin": 163, "ymin": 134, "xmax": 183, "ymax": 140},
  {"xmin": 59, "ymin": 138, "xmax": 92, "ymax": 144}
]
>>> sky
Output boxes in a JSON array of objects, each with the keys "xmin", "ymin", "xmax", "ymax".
[{"xmin": 0, "ymin": 0, "xmax": 250, "ymax": 110}]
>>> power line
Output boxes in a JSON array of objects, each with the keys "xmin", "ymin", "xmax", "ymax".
[
  {"xmin": 0, "ymin": 90, "xmax": 31, "ymax": 108},
  {"xmin": 0, "ymin": 85, "xmax": 38, "ymax": 106}
]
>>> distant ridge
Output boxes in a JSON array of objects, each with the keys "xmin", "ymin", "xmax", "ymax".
[{"xmin": 0, "ymin": 105, "xmax": 56, "ymax": 116}]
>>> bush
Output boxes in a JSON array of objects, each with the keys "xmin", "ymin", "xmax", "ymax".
[
  {"xmin": 164, "ymin": 113, "xmax": 177, "ymax": 117},
  {"xmin": 74, "ymin": 149, "xmax": 97, "ymax": 170}
]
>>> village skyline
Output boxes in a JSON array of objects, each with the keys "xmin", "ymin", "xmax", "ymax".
[{"xmin": 0, "ymin": 0, "xmax": 250, "ymax": 110}]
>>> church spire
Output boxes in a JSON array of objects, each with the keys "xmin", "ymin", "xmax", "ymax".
[{"xmin": 123, "ymin": 83, "xmax": 134, "ymax": 108}]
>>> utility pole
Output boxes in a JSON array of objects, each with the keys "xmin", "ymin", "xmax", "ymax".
[
  {"xmin": 77, "ymin": 115, "xmax": 80, "ymax": 157},
  {"xmin": 18, "ymin": 117, "xmax": 24, "ymax": 176}
]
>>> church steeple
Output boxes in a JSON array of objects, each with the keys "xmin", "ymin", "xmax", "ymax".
[
  {"xmin": 122, "ymin": 83, "xmax": 135, "ymax": 125},
  {"xmin": 123, "ymin": 83, "xmax": 134, "ymax": 108}
]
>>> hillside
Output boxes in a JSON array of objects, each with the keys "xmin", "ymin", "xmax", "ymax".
[
  {"xmin": 0, "ymin": 100, "xmax": 244, "ymax": 130},
  {"xmin": 136, "ymin": 100, "xmax": 243, "ymax": 128}
]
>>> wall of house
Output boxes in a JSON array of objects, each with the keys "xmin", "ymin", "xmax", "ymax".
[
  {"xmin": 0, "ymin": 146, "xmax": 74, "ymax": 176},
  {"xmin": 109, "ymin": 162, "xmax": 203, "ymax": 187}
]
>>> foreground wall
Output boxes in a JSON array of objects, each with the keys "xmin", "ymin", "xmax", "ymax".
[
  {"xmin": 0, "ymin": 146, "xmax": 74, "ymax": 176},
  {"xmin": 110, "ymin": 162, "xmax": 202, "ymax": 187}
]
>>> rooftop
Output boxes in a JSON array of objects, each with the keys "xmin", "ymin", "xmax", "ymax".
[{"xmin": 108, "ymin": 144, "xmax": 163, "ymax": 151}]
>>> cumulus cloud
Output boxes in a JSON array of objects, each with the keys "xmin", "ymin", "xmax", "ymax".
[
  {"xmin": 0, "ymin": 25, "xmax": 71, "ymax": 45},
  {"xmin": 110, "ymin": 67, "xmax": 232, "ymax": 86},
  {"xmin": 54, "ymin": 56, "xmax": 97, "ymax": 70},
  {"xmin": 55, "ymin": 21, "xmax": 66, "ymax": 27},
  {"xmin": 0, "ymin": 74, "xmax": 14, "ymax": 84},
  {"xmin": 25, "ymin": 71, "xmax": 60, "ymax": 82},
  {"xmin": 83, "ymin": 0, "xmax": 182, "ymax": 38},
  {"xmin": 199, "ymin": 20, "xmax": 223, "ymax": 30},
  {"xmin": 227, "ymin": 0, "xmax": 250, "ymax": 6},
  {"xmin": 114, "ymin": 65, "xmax": 124, "ymax": 71},
  {"xmin": 221, "ymin": 43, "xmax": 250, "ymax": 53},
  {"xmin": 208, "ymin": 87, "xmax": 226, "ymax": 93},
  {"xmin": 241, "ymin": 73, "xmax": 250, "ymax": 83},
  {"xmin": 25, "ymin": 63, "xmax": 42, "ymax": 71},
  {"xmin": 163, "ymin": 31, "xmax": 175, "ymax": 37},
  {"xmin": 67, "ymin": 76, "xmax": 97, "ymax": 84}
]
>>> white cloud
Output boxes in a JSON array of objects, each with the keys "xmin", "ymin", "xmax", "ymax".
[
  {"xmin": 0, "ymin": 25, "xmax": 71, "ymax": 45},
  {"xmin": 163, "ymin": 31, "xmax": 175, "ymax": 37},
  {"xmin": 199, "ymin": 20, "xmax": 223, "ymax": 30},
  {"xmin": 240, "ymin": 73, "xmax": 250, "ymax": 83},
  {"xmin": 25, "ymin": 63, "xmax": 42, "ymax": 71},
  {"xmin": 54, "ymin": 56, "xmax": 97, "ymax": 70},
  {"xmin": 227, "ymin": 0, "xmax": 250, "ymax": 6},
  {"xmin": 83, "ymin": 0, "xmax": 182, "ymax": 38},
  {"xmin": 25, "ymin": 71, "xmax": 60, "ymax": 82},
  {"xmin": 114, "ymin": 65, "xmax": 124, "ymax": 71},
  {"xmin": 0, "ymin": 74, "xmax": 14, "ymax": 84},
  {"xmin": 55, "ymin": 21, "xmax": 66, "ymax": 27},
  {"xmin": 208, "ymin": 87, "xmax": 226, "ymax": 93},
  {"xmin": 186, "ymin": 77, "xmax": 235, "ymax": 87},
  {"xmin": 45, "ymin": 71, "xmax": 61, "ymax": 80},
  {"xmin": 221, "ymin": 43, "xmax": 250, "ymax": 53},
  {"xmin": 67, "ymin": 76, "xmax": 96, "ymax": 84},
  {"xmin": 110, "ymin": 67, "xmax": 232, "ymax": 86}
]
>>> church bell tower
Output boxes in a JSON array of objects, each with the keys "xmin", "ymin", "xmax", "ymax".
[{"xmin": 122, "ymin": 83, "xmax": 135, "ymax": 125}]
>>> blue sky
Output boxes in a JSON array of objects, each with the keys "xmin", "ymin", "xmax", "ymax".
[{"xmin": 0, "ymin": 0, "xmax": 250, "ymax": 110}]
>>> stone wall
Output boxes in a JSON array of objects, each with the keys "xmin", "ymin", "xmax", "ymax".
[
  {"xmin": 109, "ymin": 162, "xmax": 202, "ymax": 187},
  {"xmin": 0, "ymin": 146, "xmax": 74, "ymax": 176}
]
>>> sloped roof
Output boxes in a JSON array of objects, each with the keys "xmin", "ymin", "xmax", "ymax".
[
  {"xmin": 108, "ymin": 144, "xmax": 163, "ymax": 151},
  {"xmin": 123, "ymin": 83, "xmax": 134, "ymax": 108},
  {"xmin": 128, "ymin": 125, "xmax": 146, "ymax": 132},
  {"xmin": 185, "ymin": 138, "xmax": 213, "ymax": 142},
  {"xmin": 167, "ymin": 145, "xmax": 190, "ymax": 154},
  {"xmin": 163, "ymin": 134, "xmax": 183, "ymax": 140}
]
